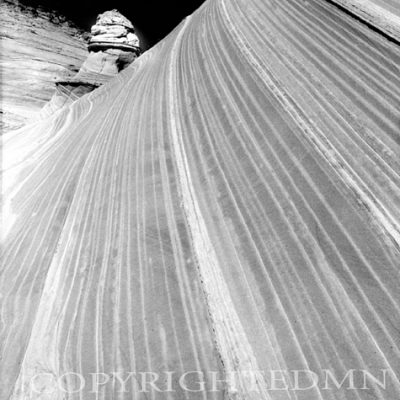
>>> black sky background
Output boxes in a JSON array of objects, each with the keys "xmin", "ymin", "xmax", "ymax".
[{"xmin": 21, "ymin": 0, "xmax": 207, "ymax": 49}]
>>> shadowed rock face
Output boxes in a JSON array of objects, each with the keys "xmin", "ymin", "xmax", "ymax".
[
  {"xmin": 0, "ymin": 0, "xmax": 87, "ymax": 132},
  {"xmin": 39, "ymin": 10, "xmax": 141, "ymax": 119},
  {"xmin": 2, "ymin": 0, "xmax": 400, "ymax": 399}
]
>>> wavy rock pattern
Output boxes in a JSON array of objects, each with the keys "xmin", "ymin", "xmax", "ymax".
[
  {"xmin": 0, "ymin": 0, "xmax": 87, "ymax": 132},
  {"xmin": 2, "ymin": 0, "xmax": 400, "ymax": 399}
]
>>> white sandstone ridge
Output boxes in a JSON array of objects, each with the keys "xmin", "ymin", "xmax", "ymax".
[
  {"xmin": 39, "ymin": 10, "xmax": 141, "ymax": 119},
  {"xmin": 0, "ymin": 0, "xmax": 87, "ymax": 132}
]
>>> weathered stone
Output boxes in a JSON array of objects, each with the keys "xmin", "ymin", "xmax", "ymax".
[
  {"xmin": 91, "ymin": 24, "xmax": 129, "ymax": 37},
  {"xmin": 39, "ymin": 9, "xmax": 141, "ymax": 119},
  {"xmin": 93, "ymin": 9, "xmax": 134, "ymax": 29},
  {"xmin": 0, "ymin": 0, "xmax": 87, "ymax": 132},
  {"xmin": 89, "ymin": 9, "xmax": 140, "ymax": 51},
  {"xmin": 3, "ymin": 1, "xmax": 400, "ymax": 399}
]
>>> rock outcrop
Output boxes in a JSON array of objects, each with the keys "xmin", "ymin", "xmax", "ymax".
[
  {"xmin": 0, "ymin": 0, "xmax": 87, "ymax": 132},
  {"xmin": 39, "ymin": 10, "xmax": 141, "ymax": 118},
  {"xmin": 2, "ymin": 0, "xmax": 400, "ymax": 399},
  {"xmin": 89, "ymin": 9, "xmax": 140, "ymax": 50}
]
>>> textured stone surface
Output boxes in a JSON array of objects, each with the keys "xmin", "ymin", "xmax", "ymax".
[
  {"xmin": 0, "ymin": 0, "xmax": 87, "ymax": 132},
  {"xmin": 39, "ymin": 10, "xmax": 141, "ymax": 120},
  {"xmin": 332, "ymin": 0, "xmax": 400, "ymax": 40},
  {"xmin": 89, "ymin": 9, "xmax": 140, "ymax": 49},
  {"xmin": 2, "ymin": 0, "xmax": 400, "ymax": 399},
  {"xmin": 361, "ymin": 0, "xmax": 400, "ymax": 17},
  {"xmin": 93, "ymin": 9, "xmax": 134, "ymax": 29}
]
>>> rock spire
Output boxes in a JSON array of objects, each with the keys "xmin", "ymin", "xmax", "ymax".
[
  {"xmin": 39, "ymin": 10, "xmax": 141, "ymax": 118},
  {"xmin": 89, "ymin": 9, "xmax": 140, "ymax": 51}
]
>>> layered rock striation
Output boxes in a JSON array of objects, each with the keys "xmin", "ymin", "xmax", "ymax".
[
  {"xmin": 75, "ymin": 9, "xmax": 141, "ymax": 80},
  {"xmin": 89, "ymin": 9, "xmax": 140, "ymax": 50},
  {"xmin": 0, "ymin": 0, "xmax": 87, "ymax": 132},
  {"xmin": 2, "ymin": 0, "xmax": 400, "ymax": 399},
  {"xmin": 39, "ymin": 10, "xmax": 141, "ymax": 118},
  {"xmin": 332, "ymin": 0, "xmax": 400, "ymax": 41}
]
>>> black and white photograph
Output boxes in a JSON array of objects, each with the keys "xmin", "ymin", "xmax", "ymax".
[{"xmin": 1, "ymin": 0, "xmax": 400, "ymax": 398}]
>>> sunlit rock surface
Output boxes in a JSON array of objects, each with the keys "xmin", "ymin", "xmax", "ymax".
[
  {"xmin": 82, "ymin": 9, "xmax": 140, "ymax": 79},
  {"xmin": 2, "ymin": 0, "xmax": 400, "ymax": 399},
  {"xmin": 332, "ymin": 0, "xmax": 400, "ymax": 40},
  {"xmin": 337, "ymin": 0, "xmax": 400, "ymax": 18},
  {"xmin": 89, "ymin": 9, "xmax": 140, "ymax": 49},
  {"xmin": 39, "ymin": 10, "xmax": 141, "ymax": 119},
  {"xmin": 0, "ymin": 0, "xmax": 87, "ymax": 132}
]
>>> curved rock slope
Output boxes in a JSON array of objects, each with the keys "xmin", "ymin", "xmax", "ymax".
[
  {"xmin": 2, "ymin": 0, "xmax": 400, "ymax": 399},
  {"xmin": 0, "ymin": 0, "xmax": 87, "ymax": 132}
]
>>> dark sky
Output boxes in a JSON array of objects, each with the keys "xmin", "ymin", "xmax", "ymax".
[{"xmin": 22, "ymin": 0, "xmax": 207, "ymax": 49}]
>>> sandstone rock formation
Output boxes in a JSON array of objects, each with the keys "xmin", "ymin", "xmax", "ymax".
[
  {"xmin": 332, "ymin": 0, "xmax": 400, "ymax": 40},
  {"xmin": 89, "ymin": 9, "xmax": 140, "ymax": 50},
  {"xmin": 39, "ymin": 9, "xmax": 141, "ymax": 119},
  {"xmin": 2, "ymin": 0, "xmax": 400, "ymax": 399},
  {"xmin": 0, "ymin": 0, "xmax": 87, "ymax": 132}
]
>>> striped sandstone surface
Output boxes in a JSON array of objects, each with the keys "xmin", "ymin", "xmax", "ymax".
[
  {"xmin": 331, "ymin": 0, "xmax": 400, "ymax": 41},
  {"xmin": 2, "ymin": 0, "xmax": 400, "ymax": 399},
  {"xmin": 0, "ymin": 0, "xmax": 87, "ymax": 132}
]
